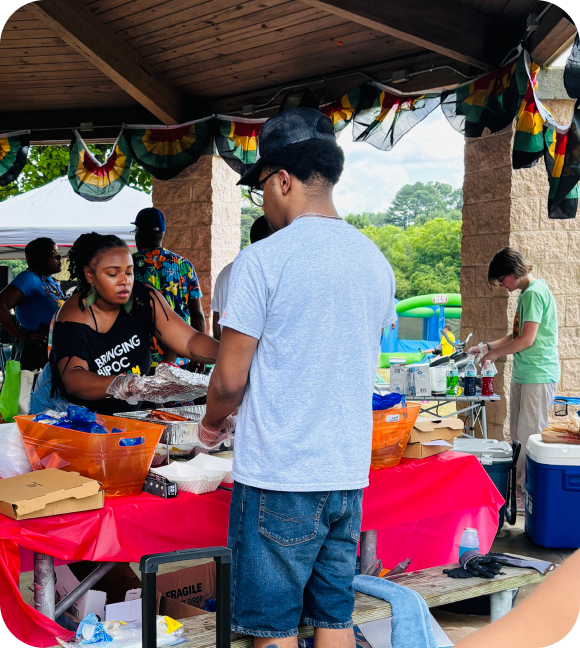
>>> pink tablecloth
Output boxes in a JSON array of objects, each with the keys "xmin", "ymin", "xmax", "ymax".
[{"xmin": 0, "ymin": 452, "xmax": 503, "ymax": 647}]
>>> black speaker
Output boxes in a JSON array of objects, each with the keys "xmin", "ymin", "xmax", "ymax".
[{"xmin": 0, "ymin": 266, "xmax": 12, "ymax": 292}]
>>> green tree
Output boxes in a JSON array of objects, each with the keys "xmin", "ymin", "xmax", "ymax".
[
  {"xmin": 386, "ymin": 181, "xmax": 463, "ymax": 229},
  {"xmin": 0, "ymin": 144, "xmax": 151, "ymax": 203},
  {"xmin": 345, "ymin": 213, "xmax": 370, "ymax": 229},
  {"xmin": 360, "ymin": 218, "xmax": 461, "ymax": 299},
  {"xmin": 240, "ymin": 188, "xmax": 262, "ymax": 249},
  {"xmin": 0, "ymin": 260, "xmax": 27, "ymax": 278}
]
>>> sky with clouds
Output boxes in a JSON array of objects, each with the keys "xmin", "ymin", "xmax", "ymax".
[{"xmin": 333, "ymin": 47, "xmax": 573, "ymax": 217}]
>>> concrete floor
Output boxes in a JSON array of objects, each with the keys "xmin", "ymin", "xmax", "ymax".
[{"xmin": 18, "ymin": 515, "xmax": 575, "ymax": 647}]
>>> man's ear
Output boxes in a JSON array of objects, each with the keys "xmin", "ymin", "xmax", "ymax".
[{"xmin": 278, "ymin": 170, "xmax": 292, "ymax": 196}]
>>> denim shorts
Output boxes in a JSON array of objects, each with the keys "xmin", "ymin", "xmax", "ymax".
[{"xmin": 227, "ymin": 483, "xmax": 363, "ymax": 638}]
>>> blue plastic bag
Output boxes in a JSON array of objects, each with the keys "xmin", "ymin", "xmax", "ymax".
[{"xmin": 372, "ymin": 392, "xmax": 403, "ymax": 411}]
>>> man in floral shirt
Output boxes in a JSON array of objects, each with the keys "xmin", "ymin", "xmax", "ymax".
[{"xmin": 132, "ymin": 208, "xmax": 206, "ymax": 369}]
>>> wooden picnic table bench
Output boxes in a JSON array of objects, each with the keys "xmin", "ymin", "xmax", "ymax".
[{"xmin": 176, "ymin": 559, "xmax": 547, "ymax": 648}]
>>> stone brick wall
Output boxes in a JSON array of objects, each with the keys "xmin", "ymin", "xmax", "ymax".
[
  {"xmin": 151, "ymin": 154, "xmax": 241, "ymax": 320},
  {"xmin": 460, "ymin": 96, "xmax": 576, "ymax": 440}
]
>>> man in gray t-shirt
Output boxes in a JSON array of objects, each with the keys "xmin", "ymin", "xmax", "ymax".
[{"xmin": 200, "ymin": 108, "xmax": 395, "ymax": 648}]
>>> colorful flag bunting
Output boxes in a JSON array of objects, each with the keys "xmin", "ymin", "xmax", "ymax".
[
  {"xmin": 351, "ymin": 83, "xmax": 439, "ymax": 151},
  {"xmin": 544, "ymin": 100, "xmax": 580, "ymax": 220},
  {"xmin": 512, "ymin": 58, "xmax": 545, "ymax": 169},
  {"xmin": 123, "ymin": 119, "xmax": 212, "ymax": 181},
  {"xmin": 68, "ymin": 131, "xmax": 133, "ymax": 202},
  {"xmin": 0, "ymin": 131, "xmax": 30, "ymax": 187},
  {"xmin": 213, "ymin": 116, "xmax": 265, "ymax": 176},
  {"xmin": 441, "ymin": 55, "xmax": 524, "ymax": 138},
  {"xmin": 321, "ymin": 87, "xmax": 361, "ymax": 133}
]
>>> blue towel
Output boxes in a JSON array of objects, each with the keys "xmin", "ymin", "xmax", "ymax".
[{"xmin": 353, "ymin": 575, "xmax": 437, "ymax": 648}]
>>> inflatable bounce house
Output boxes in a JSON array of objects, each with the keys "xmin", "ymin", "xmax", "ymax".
[{"xmin": 379, "ymin": 293, "xmax": 461, "ymax": 368}]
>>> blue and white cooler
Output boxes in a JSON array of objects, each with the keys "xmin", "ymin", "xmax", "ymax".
[{"xmin": 526, "ymin": 434, "xmax": 580, "ymax": 548}]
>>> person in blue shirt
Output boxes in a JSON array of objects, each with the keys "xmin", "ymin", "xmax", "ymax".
[{"xmin": 0, "ymin": 237, "xmax": 64, "ymax": 370}]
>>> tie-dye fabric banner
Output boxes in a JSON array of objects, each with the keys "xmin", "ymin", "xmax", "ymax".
[
  {"xmin": 68, "ymin": 131, "xmax": 133, "ymax": 202},
  {"xmin": 0, "ymin": 131, "xmax": 30, "ymax": 187},
  {"xmin": 123, "ymin": 119, "xmax": 212, "ymax": 181}
]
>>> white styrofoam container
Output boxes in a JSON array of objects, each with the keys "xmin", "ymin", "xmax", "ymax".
[
  {"xmin": 453, "ymin": 438, "xmax": 512, "ymax": 464},
  {"xmin": 526, "ymin": 434, "xmax": 580, "ymax": 466}
]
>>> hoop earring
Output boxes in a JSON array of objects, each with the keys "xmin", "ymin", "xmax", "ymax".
[{"xmin": 85, "ymin": 284, "xmax": 97, "ymax": 308}]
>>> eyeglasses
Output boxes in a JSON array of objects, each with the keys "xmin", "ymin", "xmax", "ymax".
[
  {"xmin": 130, "ymin": 228, "xmax": 139, "ymax": 237},
  {"xmin": 498, "ymin": 276, "xmax": 507, "ymax": 286},
  {"xmin": 52, "ymin": 251, "xmax": 63, "ymax": 260},
  {"xmin": 248, "ymin": 170, "xmax": 280, "ymax": 208}
]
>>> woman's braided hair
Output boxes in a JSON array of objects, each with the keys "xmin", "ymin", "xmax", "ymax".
[{"xmin": 68, "ymin": 232, "xmax": 128, "ymax": 309}]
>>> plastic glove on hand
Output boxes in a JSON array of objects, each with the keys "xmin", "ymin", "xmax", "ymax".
[
  {"xmin": 198, "ymin": 416, "xmax": 236, "ymax": 449},
  {"xmin": 467, "ymin": 345, "xmax": 482, "ymax": 355}
]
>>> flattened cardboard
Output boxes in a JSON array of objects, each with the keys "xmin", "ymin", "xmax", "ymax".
[
  {"xmin": 55, "ymin": 565, "xmax": 106, "ymax": 622},
  {"xmin": 410, "ymin": 417, "xmax": 464, "ymax": 444},
  {"xmin": 404, "ymin": 442, "xmax": 452, "ymax": 459},
  {"xmin": 0, "ymin": 469, "xmax": 103, "ymax": 521},
  {"xmin": 156, "ymin": 562, "xmax": 215, "ymax": 611}
]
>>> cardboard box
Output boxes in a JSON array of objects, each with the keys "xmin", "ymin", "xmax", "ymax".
[
  {"xmin": 410, "ymin": 417, "xmax": 464, "ymax": 444},
  {"xmin": 0, "ymin": 469, "xmax": 103, "ymax": 521},
  {"xmin": 390, "ymin": 364, "xmax": 413, "ymax": 396},
  {"xmin": 403, "ymin": 440, "xmax": 454, "ymax": 459},
  {"xmin": 55, "ymin": 565, "xmax": 106, "ymax": 622},
  {"xmin": 156, "ymin": 562, "xmax": 216, "ymax": 612},
  {"xmin": 412, "ymin": 366, "xmax": 431, "ymax": 398},
  {"xmin": 158, "ymin": 596, "xmax": 210, "ymax": 620}
]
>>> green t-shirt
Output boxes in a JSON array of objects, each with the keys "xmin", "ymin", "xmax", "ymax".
[{"xmin": 512, "ymin": 279, "xmax": 559, "ymax": 384}]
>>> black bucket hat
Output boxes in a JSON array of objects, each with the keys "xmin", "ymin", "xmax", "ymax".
[{"xmin": 238, "ymin": 107, "xmax": 337, "ymax": 187}]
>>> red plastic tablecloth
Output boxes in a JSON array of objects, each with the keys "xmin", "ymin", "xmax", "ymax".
[{"xmin": 0, "ymin": 452, "xmax": 503, "ymax": 647}]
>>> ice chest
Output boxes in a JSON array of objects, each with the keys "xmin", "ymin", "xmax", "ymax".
[
  {"xmin": 525, "ymin": 434, "xmax": 580, "ymax": 548},
  {"xmin": 453, "ymin": 438, "xmax": 512, "ymax": 531}
]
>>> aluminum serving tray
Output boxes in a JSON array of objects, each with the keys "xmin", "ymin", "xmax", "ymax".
[{"xmin": 114, "ymin": 406, "xmax": 206, "ymax": 464}]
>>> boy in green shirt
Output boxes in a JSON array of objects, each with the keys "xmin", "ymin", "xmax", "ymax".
[{"xmin": 470, "ymin": 247, "xmax": 559, "ymax": 507}]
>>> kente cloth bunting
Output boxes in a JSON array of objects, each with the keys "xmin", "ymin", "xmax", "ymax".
[
  {"xmin": 0, "ymin": 131, "xmax": 30, "ymax": 187},
  {"xmin": 352, "ymin": 83, "xmax": 440, "ymax": 151},
  {"xmin": 441, "ymin": 55, "xmax": 525, "ymax": 138},
  {"xmin": 512, "ymin": 56, "xmax": 545, "ymax": 169},
  {"xmin": 213, "ymin": 116, "xmax": 265, "ymax": 176},
  {"xmin": 544, "ymin": 100, "xmax": 580, "ymax": 220},
  {"xmin": 123, "ymin": 119, "xmax": 212, "ymax": 181},
  {"xmin": 68, "ymin": 131, "xmax": 133, "ymax": 202},
  {"xmin": 320, "ymin": 86, "xmax": 361, "ymax": 133}
]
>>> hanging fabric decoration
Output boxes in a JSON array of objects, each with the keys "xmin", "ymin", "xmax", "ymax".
[
  {"xmin": 321, "ymin": 87, "xmax": 361, "ymax": 133},
  {"xmin": 512, "ymin": 58, "xmax": 545, "ymax": 169},
  {"xmin": 441, "ymin": 53, "xmax": 524, "ymax": 138},
  {"xmin": 123, "ymin": 119, "xmax": 212, "ymax": 181},
  {"xmin": 544, "ymin": 100, "xmax": 580, "ymax": 220},
  {"xmin": 0, "ymin": 131, "xmax": 30, "ymax": 187},
  {"xmin": 68, "ymin": 131, "xmax": 133, "ymax": 202},
  {"xmin": 213, "ymin": 116, "xmax": 266, "ymax": 176},
  {"xmin": 351, "ymin": 83, "xmax": 439, "ymax": 151}
]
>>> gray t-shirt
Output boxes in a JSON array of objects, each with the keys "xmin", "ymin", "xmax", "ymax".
[{"xmin": 220, "ymin": 217, "xmax": 396, "ymax": 491}]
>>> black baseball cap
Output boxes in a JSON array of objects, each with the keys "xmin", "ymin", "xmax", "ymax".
[
  {"xmin": 238, "ymin": 107, "xmax": 337, "ymax": 187},
  {"xmin": 132, "ymin": 207, "xmax": 166, "ymax": 232}
]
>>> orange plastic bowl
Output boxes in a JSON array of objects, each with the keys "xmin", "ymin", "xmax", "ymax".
[
  {"xmin": 370, "ymin": 403, "xmax": 422, "ymax": 470},
  {"xmin": 16, "ymin": 414, "xmax": 164, "ymax": 497}
]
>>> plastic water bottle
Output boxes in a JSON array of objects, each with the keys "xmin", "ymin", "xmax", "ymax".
[
  {"xmin": 459, "ymin": 527, "xmax": 480, "ymax": 558},
  {"xmin": 481, "ymin": 361, "xmax": 494, "ymax": 396},
  {"xmin": 464, "ymin": 356, "xmax": 477, "ymax": 396},
  {"xmin": 446, "ymin": 360, "xmax": 459, "ymax": 397}
]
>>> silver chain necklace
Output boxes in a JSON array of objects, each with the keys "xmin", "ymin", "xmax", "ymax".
[{"xmin": 293, "ymin": 212, "xmax": 341, "ymax": 223}]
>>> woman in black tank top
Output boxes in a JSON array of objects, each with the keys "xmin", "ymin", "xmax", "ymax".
[{"xmin": 48, "ymin": 233, "xmax": 218, "ymax": 415}]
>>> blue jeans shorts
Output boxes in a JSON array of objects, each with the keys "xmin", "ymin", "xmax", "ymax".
[{"xmin": 227, "ymin": 483, "xmax": 363, "ymax": 639}]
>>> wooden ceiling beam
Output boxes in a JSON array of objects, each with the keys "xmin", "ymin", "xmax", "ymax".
[
  {"xmin": 528, "ymin": 4, "xmax": 577, "ymax": 67},
  {"xmin": 298, "ymin": 0, "xmax": 517, "ymax": 69},
  {"xmin": 26, "ymin": 0, "xmax": 181, "ymax": 125}
]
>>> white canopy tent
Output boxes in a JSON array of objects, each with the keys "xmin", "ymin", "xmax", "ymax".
[{"xmin": 0, "ymin": 177, "xmax": 152, "ymax": 259}]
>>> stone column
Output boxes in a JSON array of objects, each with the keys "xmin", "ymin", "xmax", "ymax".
[
  {"xmin": 151, "ymin": 154, "xmax": 241, "ymax": 321},
  {"xmin": 460, "ymin": 69, "xmax": 575, "ymax": 440}
]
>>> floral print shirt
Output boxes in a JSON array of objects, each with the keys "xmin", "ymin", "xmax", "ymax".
[{"xmin": 133, "ymin": 247, "xmax": 202, "ymax": 366}]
